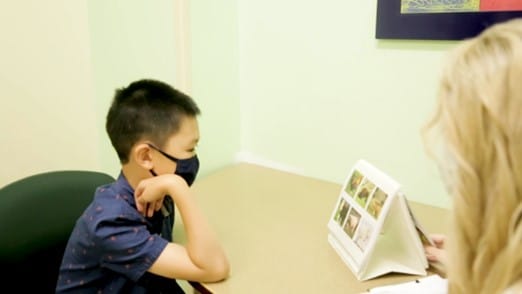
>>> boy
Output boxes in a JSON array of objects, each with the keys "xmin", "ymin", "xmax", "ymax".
[{"xmin": 56, "ymin": 79, "xmax": 230, "ymax": 293}]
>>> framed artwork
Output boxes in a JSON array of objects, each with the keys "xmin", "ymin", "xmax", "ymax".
[{"xmin": 376, "ymin": 0, "xmax": 522, "ymax": 40}]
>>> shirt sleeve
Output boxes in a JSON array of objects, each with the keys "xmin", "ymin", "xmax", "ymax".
[{"xmin": 87, "ymin": 197, "xmax": 169, "ymax": 282}]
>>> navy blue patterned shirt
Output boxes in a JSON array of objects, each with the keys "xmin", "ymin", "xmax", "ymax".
[{"xmin": 56, "ymin": 172, "xmax": 184, "ymax": 293}]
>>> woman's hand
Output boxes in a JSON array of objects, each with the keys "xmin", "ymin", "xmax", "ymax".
[{"xmin": 424, "ymin": 234, "xmax": 447, "ymax": 263}]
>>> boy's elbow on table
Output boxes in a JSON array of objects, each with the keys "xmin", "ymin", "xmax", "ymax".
[{"xmin": 203, "ymin": 256, "xmax": 230, "ymax": 282}]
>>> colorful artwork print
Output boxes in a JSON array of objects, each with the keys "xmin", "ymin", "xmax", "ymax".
[
  {"xmin": 354, "ymin": 179, "xmax": 375, "ymax": 209},
  {"xmin": 367, "ymin": 188, "xmax": 388, "ymax": 219},
  {"xmin": 345, "ymin": 170, "xmax": 363, "ymax": 197},
  {"xmin": 333, "ymin": 198, "xmax": 350, "ymax": 226},
  {"xmin": 343, "ymin": 208, "xmax": 362, "ymax": 238},
  {"xmin": 401, "ymin": 0, "xmax": 522, "ymax": 13}
]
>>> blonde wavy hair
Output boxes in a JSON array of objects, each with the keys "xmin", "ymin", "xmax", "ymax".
[{"xmin": 423, "ymin": 18, "xmax": 522, "ymax": 294}]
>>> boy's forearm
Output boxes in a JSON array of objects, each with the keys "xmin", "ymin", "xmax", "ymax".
[{"xmin": 169, "ymin": 191, "xmax": 230, "ymax": 278}]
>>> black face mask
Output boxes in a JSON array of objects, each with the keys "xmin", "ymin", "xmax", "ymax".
[
  {"xmin": 172, "ymin": 155, "xmax": 199, "ymax": 186},
  {"xmin": 148, "ymin": 144, "xmax": 200, "ymax": 186}
]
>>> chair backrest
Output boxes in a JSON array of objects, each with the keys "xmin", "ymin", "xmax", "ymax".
[{"xmin": 0, "ymin": 170, "xmax": 115, "ymax": 292}]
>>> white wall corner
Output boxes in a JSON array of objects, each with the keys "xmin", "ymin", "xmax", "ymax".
[{"xmin": 234, "ymin": 151, "xmax": 305, "ymax": 176}]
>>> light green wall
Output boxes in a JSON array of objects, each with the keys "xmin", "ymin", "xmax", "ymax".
[
  {"xmin": 87, "ymin": 0, "xmax": 240, "ymax": 180},
  {"xmin": 4, "ymin": 0, "xmax": 456, "ymax": 209},
  {"xmin": 237, "ymin": 0, "xmax": 457, "ymax": 208},
  {"xmin": 190, "ymin": 0, "xmax": 241, "ymax": 177},
  {"xmin": 87, "ymin": 1, "xmax": 178, "ymax": 179}
]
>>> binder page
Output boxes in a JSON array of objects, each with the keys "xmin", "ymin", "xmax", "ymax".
[{"xmin": 359, "ymin": 193, "xmax": 428, "ymax": 280}]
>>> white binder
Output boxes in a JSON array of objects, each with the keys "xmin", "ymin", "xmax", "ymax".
[{"xmin": 327, "ymin": 159, "xmax": 434, "ymax": 281}]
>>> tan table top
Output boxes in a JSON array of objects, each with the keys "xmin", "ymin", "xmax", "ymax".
[{"xmin": 180, "ymin": 163, "xmax": 450, "ymax": 294}]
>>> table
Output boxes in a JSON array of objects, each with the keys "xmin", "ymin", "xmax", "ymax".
[{"xmin": 179, "ymin": 163, "xmax": 450, "ymax": 294}]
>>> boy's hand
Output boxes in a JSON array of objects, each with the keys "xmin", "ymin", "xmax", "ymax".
[{"xmin": 134, "ymin": 174, "xmax": 187, "ymax": 217}]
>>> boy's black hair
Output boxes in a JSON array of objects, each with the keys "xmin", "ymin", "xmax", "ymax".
[{"xmin": 106, "ymin": 79, "xmax": 201, "ymax": 164}]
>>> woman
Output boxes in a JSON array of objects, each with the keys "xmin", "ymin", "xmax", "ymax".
[{"xmin": 422, "ymin": 18, "xmax": 522, "ymax": 293}]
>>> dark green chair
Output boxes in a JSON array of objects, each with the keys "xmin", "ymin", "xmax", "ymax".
[{"xmin": 0, "ymin": 170, "xmax": 115, "ymax": 293}]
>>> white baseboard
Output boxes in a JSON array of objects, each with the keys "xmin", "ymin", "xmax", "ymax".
[{"xmin": 234, "ymin": 151, "xmax": 305, "ymax": 176}]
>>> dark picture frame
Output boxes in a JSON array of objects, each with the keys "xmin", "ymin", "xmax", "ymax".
[{"xmin": 376, "ymin": 0, "xmax": 522, "ymax": 40}]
